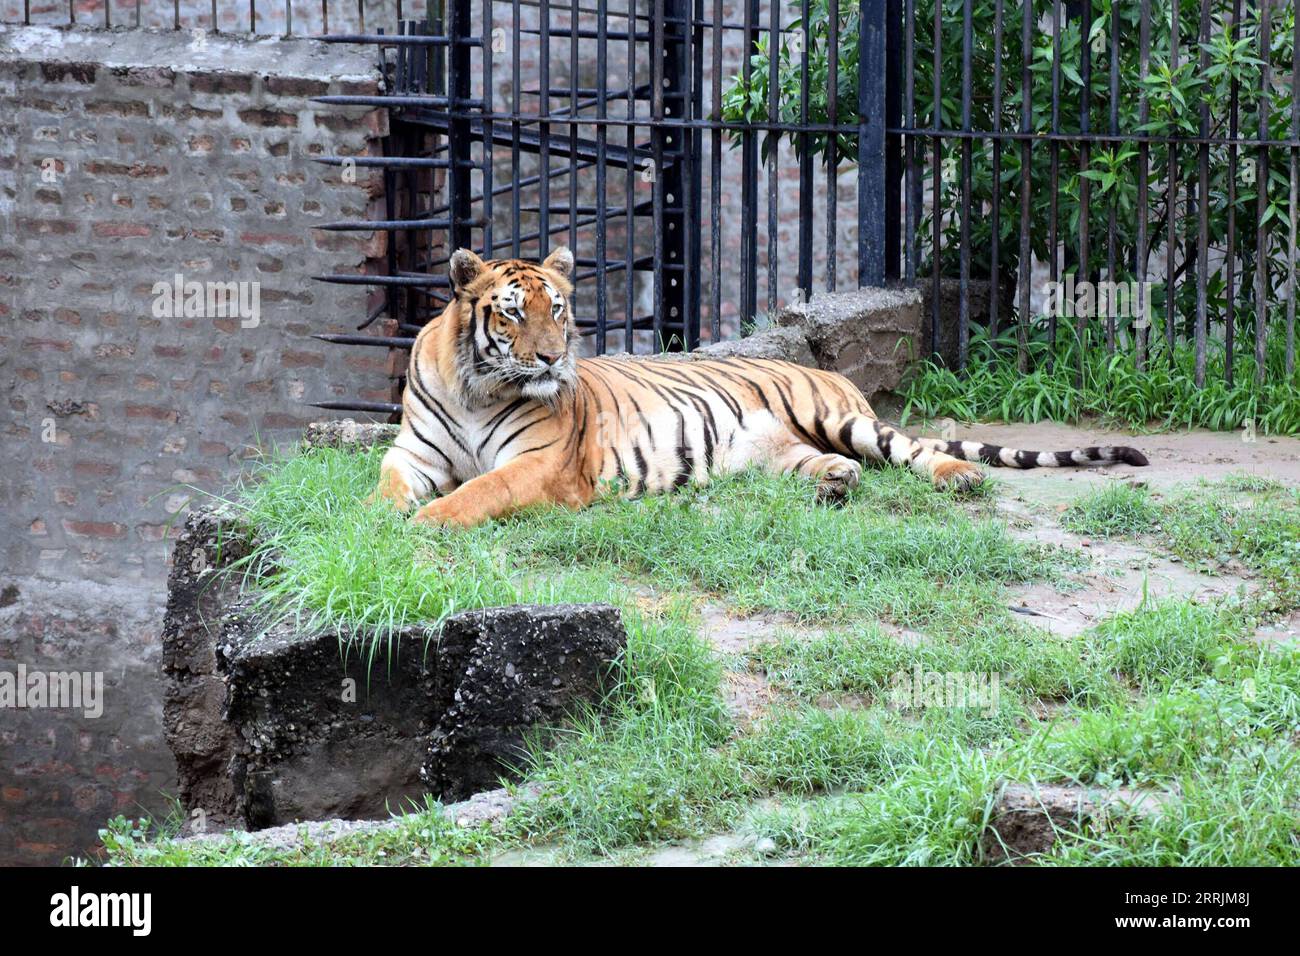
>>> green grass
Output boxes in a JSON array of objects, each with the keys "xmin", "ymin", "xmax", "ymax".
[
  {"xmin": 1084, "ymin": 600, "xmax": 1237, "ymax": 689},
  {"xmin": 218, "ymin": 445, "xmax": 1052, "ymax": 648},
  {"xmin": 752, "ymin": 619, "xmax": 1119, "ymax": 710},
  {"xmin": 1061, "ymin": 483, "xmax": 1161, "ymax": 537},
  {"xmin": 900, "ymin": 332, "xmax": 1300, "ymax": 435},
  {"xmin": 102, "ymin": 446, "xmax": 1300, "ymax": 867},
  {"xmin": 747, "ymin": 628, "xmax": 1300, "ymax": 865},
  {"xmin": 749, "ymin": 742, "xmax": 1003, "ymax": 866},
  {"xmin": 513, "ymin": 603, "xmax": 742, "ymax": 853},
  {"xmin": 100, "ymin": 796, "xmax": 503, "ymax": 867}
]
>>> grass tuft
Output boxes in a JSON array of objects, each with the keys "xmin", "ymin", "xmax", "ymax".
[{"xmin": 900, "ymin": 331, "xmax": 1300, "ymax": 435}]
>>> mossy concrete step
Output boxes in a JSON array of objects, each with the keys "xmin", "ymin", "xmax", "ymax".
[{"xmin": 162, "ymin": 507, "xmax": 626, "ymax": 832}]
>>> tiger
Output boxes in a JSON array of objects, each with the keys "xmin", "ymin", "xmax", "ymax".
[{"xmin": 371, "ymin": 247, "xmax": 1148, "ymax": 528}]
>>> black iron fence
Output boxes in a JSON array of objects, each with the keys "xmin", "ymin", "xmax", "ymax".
[
  {"xmin": 308, "ymin": 0, "xmax": 903, "ymax": 416},
  {"xmin": 902, "ymin": 0, "xmax": 1298, "ymax": 389},
  {"xmin": 10, "ymin": 0, "xmax": 1298, "ymax": 412}
]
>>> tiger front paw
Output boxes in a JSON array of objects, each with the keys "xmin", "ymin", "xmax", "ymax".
[
  {"xmin": 931, "ymin": 458, "xmax": 985, "ymax": 493},
  {"xmin": 369, "ymin": 470, "xmax": 417, "ymax": 512},
  {"xmin": 412, "ymin": 499, "xmax": 455, "ymax": 526},
  {"xmin": 412, "ymin": 499, "xmax": 480, "ymax": 528}
]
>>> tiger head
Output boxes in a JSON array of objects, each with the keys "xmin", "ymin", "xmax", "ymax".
[{"xmin": 448, "ymin": 246, "xmax": 577, "ymax": 404}]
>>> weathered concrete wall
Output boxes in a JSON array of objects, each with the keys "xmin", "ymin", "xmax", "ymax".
[
  {"xmin": 0, "ymin": 24, "xmax": 386, "ymax": 864},
  {"xmin": 678, "ymin": 287, "xmax": 923, "ymax": 407}
]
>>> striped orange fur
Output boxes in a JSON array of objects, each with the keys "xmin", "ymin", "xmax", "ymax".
[{"xmin": 373, "ymin": 249, "xmax": 1148, "ymax": 528}]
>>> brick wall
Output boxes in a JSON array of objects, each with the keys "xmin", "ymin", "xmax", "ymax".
[
  {"xmin": 2, "ymin": 0, "xmax": 398, "ymax": 35},
  {"xmin": 0, "ymin": 24, "xmax": 387, "ymax": 864}
]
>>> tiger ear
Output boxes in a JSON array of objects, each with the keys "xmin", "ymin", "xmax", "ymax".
[
  {"xmin": 542, "ymin": 246, "xmax": 574, "ymax": 278},
  {"xmin": 449, "ymin": 248, "xmax": 485, "ymax": 290}
]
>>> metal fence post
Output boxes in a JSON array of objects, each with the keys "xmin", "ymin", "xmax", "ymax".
[
  {"xmin": 857, "ymin": 0, "xmax": 887, "ymax": 287},
  {"xmin": 447, "ymin": 0, "xmax": 473, "ymax": 255}
]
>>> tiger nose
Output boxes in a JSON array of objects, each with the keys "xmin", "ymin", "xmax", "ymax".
[{"xmin": 536, "ymin": 352, "xmax": 561, "ymax": 367}]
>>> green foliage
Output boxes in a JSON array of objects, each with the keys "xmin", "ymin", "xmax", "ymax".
[
  {"xmin": 725, "ymin": 0, "xmax": 1300, "ymax": 368},
  {"xmin": 514, "ymin": 606, "xmax": 743, "ymax": 852},
  {"xmin": 749, "ymin": 742, "xmax": 1002, "ymax": 865}
]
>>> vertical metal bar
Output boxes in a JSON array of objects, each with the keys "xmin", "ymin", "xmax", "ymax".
[
  {"xmin": 903, "ymin": 0, "xmax": 917, "ymax": 288},
  {"xmin": 396, "ymin": 21, "xmax": 408, "ymax": 100},
  {"xmin": 1288, "ymin": 0, "xmax": 1300, "ymax": 376},
  {"xmin": 798, "ymin": 0, "xmax": 813, "ymax": 297},
  {"xmin": 957, "ymin": 0, "xmax": 972, "ymax": 369},
  {"xmin": 1048, "ymin": 0, "xmax": 1061, "ymax": 356},
  {"xmin": 688, "ymin": 0, "xmax": 704, "ymax": 349},
  {"xmin": 1016, "ymin": 0, "xmax": 1032, "ymax": 371},
  {"xmin": 930, "ymin": 0, "xmax": 942, "ymax": 357},
  {"xmin": 768, "ymin": 0, "xmax": 782, "ymax": 307},
  {"xmin": 858, "ymin": 0, "xmax": 887, "ymax": 287},
  {"xmin": 1225, "ymin": 0, "xmax": 1241, "ymax": 386},
  {"xmin": 382, "ymin": 102, "xmax": 399, "ymax": 349},
  {"xmin": 624, "ymin": 1, "xmax": 637, "ymax": 350},
  {"xmin": 884, "ymin": 0, "xmax": 901, "ymax": 279},
  {"xmin": 105, "ymin": 0, "xmax": 110, "ymax": 28},
  {"xmin": 1255, "ymin": 0, "xmax": 1271, "ymax": 384},
  {"xmin": 285, "ymin": 0, "xmax": 292, "ymax": 37},
  {"xmin": 1135, "ymin": 0, "xmax": 1150, "ymax": 371},
  {"xmin": 482, "ymin": 0, "xmax": 494, "ymax": 260},
  {"xmin": 710, "ymin": 0, "xmax": 723, "ymax": 342},
  {"xmin": 652, "ymin": 0, "xmax": 666, "ymax": 348},
  {"xmin": 595, "ymin": 0, "xmax": 609, "ymax": 354},
  {"xmin": 1105, "ymin": 0, "xmax": 1119, "ymax": 354},
  {"xmin": 569, "ymin": 0, "xmax": 579, "ymax": 256},
  {"xmin": 322, "ymin": 0, "xmax": 328, "ymax": 35},
  {"xmin": 539, "ymin": 3, "xmax": 551, "ymax": 257},
  {"xmin": 1193, "ymin": 0, "xmax": 1210, "ymax": 387},
  {"xmin": 511, "ymin": 0, "xmax": 521, "ymax": 257},
  {"xmin": 397, "ymin": 22, "xmax": 414, "ymax": 334},
  {"xmin": 1165, "ymin": 0, "xmax": 1179, "ymax": 356},
  {"xmin": 1077, "ymin": 0, "xmax": 1091, "ymax": 387},
  {"xmin": 434, "ymin": 0, "xmax": 444, "ymax": 97},
  {"xmin": 213, "ymin": 0, "xmax": 220, "ymax": 32},
  {"xmin": 173, "ymin": 0, "xmax": 179, "ymax": 30},
  {"xmin": 832, "ymin": 0, "xmax": 842, "ymax": 290},
  {"xmin": 449, "ymin": 0, "xmax": 473, "ymax": 254},
  {"xmin": 988, "ymin": 0, "xmax": 1003, "ymax": 341},
  {"xmin": 357, "ymin": 0, "xmax": 364, "ymax": 35},
  {"xmin": 740, "ymin": 0, "xmax": 759, "ymax": 325},
  {"xmin": 661, "ymin": 0, "xmax": 694, "ymax": 346}
]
